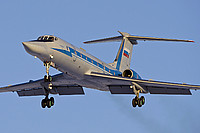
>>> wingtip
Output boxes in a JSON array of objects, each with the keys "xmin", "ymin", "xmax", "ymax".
[
  {"xmin": 189, "ymin": 40, "xmax": 195, "ymax": 43},
  {"xmin": 83, "ymin": 41, "xmax": 88, "ymax": 44}
]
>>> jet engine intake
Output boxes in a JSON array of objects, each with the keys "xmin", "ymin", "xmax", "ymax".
[{"xmin": 122, "ymin": 69, "xmax": 134, "ymax": 78}]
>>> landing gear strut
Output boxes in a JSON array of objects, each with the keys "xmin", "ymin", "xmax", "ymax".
[
  {"xmin": 131, "ymin": 83, "xmax": 145, "ymax": 108},
  {"xmin": 41, "ymin": 61, "xmax": 55, "ymax": 108},
  {"xmin": 44, "ymin": 61, "xmax": 52, "ymax": 82}
]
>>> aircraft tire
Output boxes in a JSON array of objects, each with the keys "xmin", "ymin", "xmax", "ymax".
[
  {"xmin": 50, "ymin": 97, "xmax": 54, "ymax": 106},
  {"xmin": 41, "ymin": 99, "xmax": 47, "ymax": 108},
  {"xmin": 44, "ymin": 75, "xmax": 48, "ymax": 82},
  {"xmin": 141, "ymin": 96, "xmax": 145, "ymax": 105},
  {"xmin": 138, "ymin": 99, "xmax": 143, "ymax": 107},
  {"xmin": 47, "ymin": 99, "xmax": 52, "ymax": 108},
  {"xmin": 48, "ymin": 75, "xmax": 52, "ymax": 82},
  {"xmin": 132, "ymin": 98, "xmax": 137, "ymax": 107}
]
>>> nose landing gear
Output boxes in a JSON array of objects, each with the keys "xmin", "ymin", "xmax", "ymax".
[
  {"xmin": 44, "ymin": 61, "xmax": 52, "ymax": 82},
  {"xmin": 41, "ymin": 61, "xmax": 55, "ymax": 108}
]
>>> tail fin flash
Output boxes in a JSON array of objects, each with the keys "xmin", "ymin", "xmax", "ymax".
[
  {"xmin": 84, "ymin": 31, "xmax": 194, "ymax": 72},
  {"xmin": 113, "ymin": 31, "xmax": 136, "ymax": 72}
]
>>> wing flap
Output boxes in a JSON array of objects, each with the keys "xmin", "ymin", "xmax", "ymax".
[
  {"xmin": 54, "ymin": 86, "xmax": 85, "ymax": 95},
  {"xmin": 148, "ymin": 86, "xmax": 191, "ymax": 95},
  {"xmin": 17, "ymin": 88, "xmax": 44, "ymax": 96},
  {"xmin": 109, "ymin": 85, "xmax": 134, "ymax": 94}
]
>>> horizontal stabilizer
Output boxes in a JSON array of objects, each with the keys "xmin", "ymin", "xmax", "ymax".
[
  {"xmin": 127, "ymin": 35, "xmax": 194, "ymax": 42},
  {"xmin": 84, "ymin": 36, "xmax": 122, "ymax": 44},
  {"xmin": 83, "ymin": 31, "xmax": 194, "ymax": 44}
]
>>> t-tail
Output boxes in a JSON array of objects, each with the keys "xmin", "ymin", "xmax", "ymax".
[{"xmin": 84, "ymin": 31, "xmax": 194, "ymax": 73}]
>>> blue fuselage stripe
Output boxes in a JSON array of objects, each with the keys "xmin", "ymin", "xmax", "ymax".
[
  {"xmin": 52, "ymin": 47, "xmax": 122, "ymax": 76},
  {"xmin": 52, "ymin": 48, "xmax": 72, "ymax": 57},
  {"xmin": 116, "ymin": 40, "xmax": 125, "ymax": 70}
]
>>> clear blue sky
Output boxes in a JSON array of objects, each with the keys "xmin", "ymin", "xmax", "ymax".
[{"xmin": 0, "ymin": 0, "xmax": 199, "ymax": 133}]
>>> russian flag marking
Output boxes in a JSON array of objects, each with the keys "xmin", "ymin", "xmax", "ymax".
[{"xmin": 123, "ymin": 50, "xmax": 129, "ymax": 58}]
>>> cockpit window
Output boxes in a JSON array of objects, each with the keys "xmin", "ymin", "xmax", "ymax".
[
  {"xmin": 37, "ymin": 37, "xmax": 42, "ymax": 40},
  {"xmin": 37, "ymin": 35, "xmax": 57, "ymax": 42},
  {"xmin": 44, "ymin": 36, "xmax": 48, "ymax": 40},
  {"xmin": 49, "ymin": 37, "xmax": 54, "ymax": 41}
]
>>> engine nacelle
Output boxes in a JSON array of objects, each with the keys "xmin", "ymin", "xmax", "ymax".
[
  {"xmin": 122, "ymin": 69, "xmax": 141, "ymax": 79},
  {"xmin": 122, "ymin": 69, "xmax": 134, "ymax": 78}
]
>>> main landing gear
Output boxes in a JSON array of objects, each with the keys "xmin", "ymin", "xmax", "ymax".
[
  {"xmin": 41, "ymin": 61, "xmax": 55, "ymax": 108},
  {"xmin": 132, "ymin": 96, "xmax": 145, "ymax": 107},
  {"xmin": 41, "ymin": 96, "xmax": 55, "ymax": 108},
  {"xmin": 131, "ymin": 83, "xmax": 145, "ymax": 108}
]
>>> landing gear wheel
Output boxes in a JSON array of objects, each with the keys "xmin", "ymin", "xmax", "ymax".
[
  {"xmin": 44, "ymin": 75, "xmax": 47, "ymax": 82},
  {"xmin": 140, "ymin": 96, "xmax": 145, "ymax": 105},
  {"xmin": 135, "ymin": 97, "xmax": 139, "ymax": 105},
  {"xmin": 44, "ymin": 75, "xmax": 52, "ymax": 82},
  {"xmin": 132, "ymin": 98, "xmax": 137, "ymax": 107},
  {"xmin": 47, "ymin": 99, "xmax": 52, "ymax": 108},
  {"xmin": 41, "ymin": 99, "xmax": 47, "ymax": 108},
  {"xmin": 138, "ymin": 98, "xmax": 143, "ymax": 107},
  {"xmin": 131, "ymin": 96, "xmax": 146, "ymax": 108},
  {"xmin": 49, "ymin": 75, "xmax": 52, "ymax": 82},
  {"xmin": 50, "ymin": 97, "xmax": 54, "ymax": 106}
]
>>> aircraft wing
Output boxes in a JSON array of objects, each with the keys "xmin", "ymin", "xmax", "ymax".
[
  {"xmin": 0, "ymin": 73, "xmax": 85, "ymax": 96},
  {"xmin": 85, "ymin": 72, "xmax": 200, "ymax": 95}
]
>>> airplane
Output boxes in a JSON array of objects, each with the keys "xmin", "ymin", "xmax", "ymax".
[{"xmin": 0, "ymin": 31, "xmax": 199, "ymax": 109}]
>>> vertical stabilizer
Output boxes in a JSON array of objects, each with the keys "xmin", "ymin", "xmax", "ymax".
[{"xmin": 112, "ymin": 31, "xmax": 137, "ymax": 72}]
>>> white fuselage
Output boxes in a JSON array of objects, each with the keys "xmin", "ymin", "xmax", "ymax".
[{"xmin": 22, "ymin": 37, "xmax": 122, "ymax": 91}]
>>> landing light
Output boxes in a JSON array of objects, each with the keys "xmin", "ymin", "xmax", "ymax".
[{"xmin": 50, "ymin": 55, "xmax": 54, "ymax": 59}]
